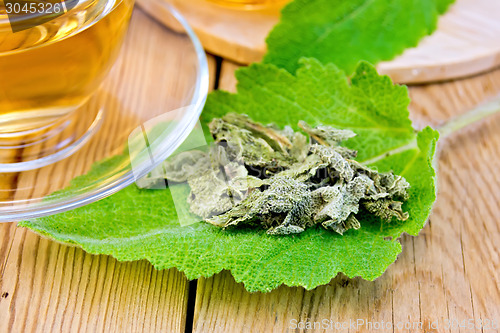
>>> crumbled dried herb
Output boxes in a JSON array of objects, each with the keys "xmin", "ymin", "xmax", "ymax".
[{"xmin": 144, "ymin": 113, "xmax": 410, "ymax": 236}]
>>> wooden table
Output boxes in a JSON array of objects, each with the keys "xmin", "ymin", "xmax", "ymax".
[{"xmin": 1, "ymin": 9, "xmax": 500, "ymax": 333}]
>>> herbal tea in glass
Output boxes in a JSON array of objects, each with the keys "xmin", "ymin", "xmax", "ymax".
[{"xmin": 0, "ymin": 0, "xmax": 134, "ymax": 170}]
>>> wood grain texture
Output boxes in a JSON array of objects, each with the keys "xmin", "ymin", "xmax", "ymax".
[
  {"xmin": 139, "ymin": 0, "xmax": 500, "ymax": 84},
  {"xmin": 192, "ymin": 61, "xmax": 500, "ymax": 333},
  {"xmin": 0, "ymin": 228, "xmax": 188, "ymax": 333},
  {"xmin": 0, "ymin": 7, "xmax": 218, "ymax": 332},
  {"xmin": 2, "ymin": 13, "xmax": 500, "ymax": 333}
]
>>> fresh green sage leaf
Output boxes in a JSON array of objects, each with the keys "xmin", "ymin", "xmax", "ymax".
[
  {"xmin": 21, "ymin": 60, "xmax": 438, "ymax": 292},
  {"xmin": 264, "ymin": 0, "xmax": 455, "ymax": 74}
]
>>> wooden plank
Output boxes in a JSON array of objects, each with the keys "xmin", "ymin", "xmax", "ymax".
[
  {"xmin": 138, "ymin": 0, "xmax": 500, "ymax": 84},
  {"xmin": 217, "ymin": 61, "xmax": 240, "ymax": 94},
  {"xmin": 0, "ymin": 10, "xmax": 218, "ymax": 332},
  {"xmin": 192, "ymin": 61, "xmax": 500, "ymax": 333},
  {"xmin": 0, "ymin": 234, "xmax": 188, "ymax": 332}
]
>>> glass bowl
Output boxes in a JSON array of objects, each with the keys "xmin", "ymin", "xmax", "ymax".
[{"xmin": 0, "ymin": 3, "xmax": 209, "ymax": 222}]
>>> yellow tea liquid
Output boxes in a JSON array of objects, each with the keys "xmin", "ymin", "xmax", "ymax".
[{"xmin": 0, "ymin": 0, "xmax": 134, "ymax": 133}]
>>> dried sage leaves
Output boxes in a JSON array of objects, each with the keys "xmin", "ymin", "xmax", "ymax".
[{"xmin": 144, "ymin": 113, "xmax": 410, "ymax": 235}]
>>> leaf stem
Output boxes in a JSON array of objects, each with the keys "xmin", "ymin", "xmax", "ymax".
[
  {"xmin": 360, "ymin": 96, "xmax": 500, "ymax": 166},
  {"xmin": 437, "ymin": 95, "xmax": 500, "ymax": 138}
]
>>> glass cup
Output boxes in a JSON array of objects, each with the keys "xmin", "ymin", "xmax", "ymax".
[
  {"xmin": 0, "ymin": 0, "xmax": 135, "ymax": 171},
  {"xmin": 0, "ymin": 2, "xmax": 209, "ymax": 221}
]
